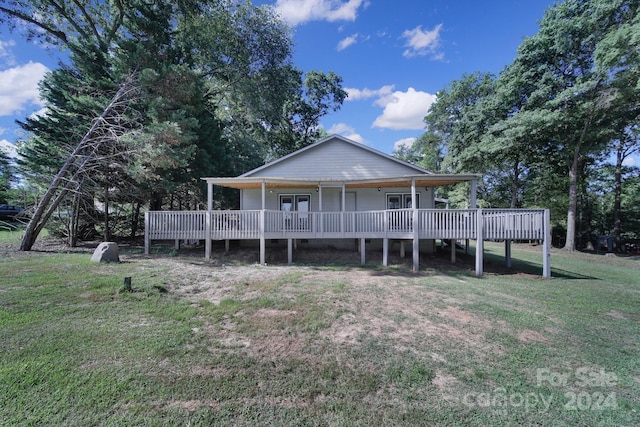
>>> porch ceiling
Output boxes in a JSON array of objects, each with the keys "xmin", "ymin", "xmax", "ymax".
[{"xmin": 202, "ymin": 174, "xmax": 479, "ymax": 190}]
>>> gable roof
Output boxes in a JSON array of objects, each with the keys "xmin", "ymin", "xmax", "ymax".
[
  {"xmin": 240, "ymin": 134, "xmax": 432, "ymax": 179},
  {"xmin": 203, "ymin": 134, "xmax": 480, "ymax": 190}
]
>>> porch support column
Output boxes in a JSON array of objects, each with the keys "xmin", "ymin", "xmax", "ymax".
[
  {"xmin": 259, "ymin": 180, "xmax": 266, "ymax": 265},
  {"xmin": 475, "ymin": 208, "xmax": 484, "ymax": 277},
  {"xmin": 468, "ymin": 178, "xmax": 477, "ymax": 256},
  {"xmin": 470, "ymin": 179, "xmax": 477, "ymax": 208},
  {"xmin": 451, "ymin": 239, "xmax": 456, "ymax": 264},
  {"xmin": 361, "ymin": 238, "xmax": 366, "ymax": 265},
  {"xmin": 383, "ymin": 238, "xmax": 389, "ymax": 266},
  {"xmin": 288, "ymin": 238, "xmax": 293, "ymax": 265},
  {"xmin": 505, "ymin": 240, "xmax": 512, "ymax": 268},
  {"xmin": 543, "ymin": 209, "xmax": 551, "ymax": 278},
  {"xmin": 341, "ymin": 183, "xmax": 346, "ymax": 236},
  {"xmin": 411, "ymin": 178, "xmax": 419, "ymax": 272},
  {"xmin": 144, "ymin": 211, "xmax": 150, "ymax": 255},
  {"xmin": 205, "ymin": 181, "xmax": 213, "ymax": 260},
  {"xmin": 318, "ymin": 184, "xmax": 323, "ymax": 236}
]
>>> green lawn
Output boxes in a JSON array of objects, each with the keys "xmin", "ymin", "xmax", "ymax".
[{"xmin": 1, "ymin": 234, "xmax": 638, "ymax": 426}]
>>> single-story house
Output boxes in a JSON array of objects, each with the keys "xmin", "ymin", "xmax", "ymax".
[{"xmin": 145, "ymin": 135, "xmax": 551, "ymax": 277}]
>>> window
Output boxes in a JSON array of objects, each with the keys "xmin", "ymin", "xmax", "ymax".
[{"xmin": 387, "ymin": 193, "xmax": 419, "ymax": 209}]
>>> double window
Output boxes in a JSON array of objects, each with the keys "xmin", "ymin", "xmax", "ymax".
[{"xmin": 387, "ymin": 193, "xmax": 419, "ymax": 210}]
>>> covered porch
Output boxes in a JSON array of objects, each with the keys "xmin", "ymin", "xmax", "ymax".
[{"xmin": 144, "ymin": 174, "xmax": 551, "ymax": 277}]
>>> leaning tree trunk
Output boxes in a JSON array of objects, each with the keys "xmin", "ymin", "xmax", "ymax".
[
  {"xmin": 69, "ymin": 179, "xmax": 84, "ymax": 247},
  {"xmin": 19, "ymin": 75, "xmax": 139, "ymax": 251}
]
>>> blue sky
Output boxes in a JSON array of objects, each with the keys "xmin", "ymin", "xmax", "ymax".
[{"xmin": 1, "ymin": 0, "xmax": 558, "ymax": 159}]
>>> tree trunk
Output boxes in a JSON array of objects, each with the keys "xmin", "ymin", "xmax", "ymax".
[
  {"xmin": 130, "ymin": 201, "xmax": 141, "ymax": 240},
  {"xmin": 564, "ymin": 164, "xmax": 578, "ymax": 251},
  {"xmin": 103, "ymin": 181, "xmax": 110, "ymax": 242},
  {"xmin": 19, "ymin": 74, "xmax": 138, "ymax": 251},
  {"xmin": 563, "ymin": 114, "xmax": 592, "ymax": 251},
  {"xmin": 510, "ymin": 156, "xmax": 520, "ymax": 209},
  {"xmin": 69, "ymin": 181, "xmax": 83, "ymax": 247},
  {"xmin": 613, "ymin": 142, "xmax": 623, "ymax": 251}
]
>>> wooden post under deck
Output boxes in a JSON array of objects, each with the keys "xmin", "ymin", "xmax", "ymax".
[
  {"xmin": 475, "ymin": 208, "xmax": 484, "ymax": 277},
  {"xmin": 543, "ymin": 209, "xmax": 551, "ymax": 278},
  {"xmin": 259, "ymin": 180, "xmax": 266, "ymax": 265},
  {"xmin": 383, "ymin": 238, "xmax": 389, "ymax": 266},
  {"xmin": 411, "ymin": 178, "xmax": 419, "ymax": 271},
  {"xmin": 205, "ymin": 181, "xmax": 213, "ymax": 260}
]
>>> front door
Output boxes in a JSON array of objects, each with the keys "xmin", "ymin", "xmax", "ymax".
[{"xmin": 280, "ymin": 194, "xmax": 311, "ymax": 231}]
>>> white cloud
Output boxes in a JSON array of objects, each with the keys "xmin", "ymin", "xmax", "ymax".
[
  {"xmin": 401, "ymin": 24, "xmax": 443, "ymax": 58},
  {"xmin": 0, "ymin": 139, "xmax": 19, "ymax": 159},
  {"xmin": 622, "ymin": 156, "xmax": 636, "ymax": 167},
  {"xmin": 393, "ymin": 137, "xmax": 416, "ymax": 152},
  {"xmin": 273, "ymin": 0, "xmax": 367, "ymax": 26},
  {"xmin": 345, "ymin": 85, "xmax": 394, "ymax": 101},
  {"xmin": 0, "ymin": 40, "xmax": 17, "ymax": 66},
  {"xmin": 326, "ymin": 122, "xmax": 365, "ymax": 143},
  {"xmin": 0, "ymin": 61, "xmax": 49, "ymax": 116},
  {"xmin": 337, "ymin": 33, "xmax": 358, "ymax": 51},
  {"xmin": 372, "ymin": 87, "xmax": 436, "ymax": 130}
]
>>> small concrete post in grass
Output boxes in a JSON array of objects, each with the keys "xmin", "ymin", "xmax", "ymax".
[{"xmin": 123, "ymin": 276, "xmax": 132, "ymax": 292}]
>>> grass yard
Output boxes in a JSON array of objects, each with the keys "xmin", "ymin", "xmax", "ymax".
[{"xmin": 1, "ymin": 232, "xmax": 638, "ymax": 426}]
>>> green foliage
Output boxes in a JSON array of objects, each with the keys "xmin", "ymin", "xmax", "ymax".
[
  {"xmin": 407, "ymin": 0, "xmax": 640, "ymax": 241},
  {"xmin": 2, "ymin": 0, "xmax": 348, "ymax": 244},
  {"xmin": 0, "ymin": 149, "xmax": 16, "ymax": 204}
]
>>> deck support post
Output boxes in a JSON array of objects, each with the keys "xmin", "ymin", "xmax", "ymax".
[
  {"xmin": 543, "ymin": 209, "xmax": 551, "ymax": 278},
  {"xmin": 450, "ymin": 239, "xmax": 456, "ymax": 264},
  {"xmin": 260, "ymin": 180, "xmax": 266, "ymax": 265},
  {"xmin": 318, "ymin": 185, "xmax": 323, "ymax": 237},
  {"xmin": 475, "ymin": 208, "xmax": 484, "ymax": 277},
  {"xmin": 383, "ymin": 238, "xmax": 389, "ymax": 266},
  {"xmin": 360, "ymin": 238, "xmax": 366, "ymax": 265},
  {"xmin": 288, "ymin": 239, "xmax": 293, "ymax": 265},
  {"xmin": 505, "ymin": 240, "xmax": 512, "ymax": 268},
  {"xmin": 400, "ymin": 241, "xmax": 405, "ymax": 258},
  {"xmin": 225, "ymin": 239, "xmax": 230, "ymax": 253},
  {"xmin": 411, "ymin": 178, "xmax": 419, "ymax": 272},
  {"xmin": 341, "ymin": 184, "xmax": 346, "ymax": 236},
  {"xmin": 175, "ymin": 239, "xmax": 180, "ymax": 251},
  {"xmin": 144, "ymin": 211, "xmax": 150, "ymax": 255},
  {"xmin": 205, "ymin": 181, "xmax": 213, "ymax": 260}
]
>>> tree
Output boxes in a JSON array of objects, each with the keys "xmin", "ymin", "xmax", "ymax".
[
  {"xmin": 393, "ymin": 132, "xmax": 443, "ymax": 172},
  {"xmin": 492, "ymin": 0, "xmax": 639, "ymax": 250},
  {"xmin": 424, "ymin": 72, "xmax": 496, "ymax": 174},
  {"xmin": 611, "ymin": 125, "xmax": 640, "ymax": 246},
  {"xmin": 0, "ymin": 149, "xmax": 16, "ymax": 204},
  {"xmin": 19, "ymin": 75, "xmax": 141, "ymax": 251},
  {"xmin": 5, "ymin": 0, "xmax": 348, "ymax": 247},
  {"xmin": 268, "ymin": 70, "xmax": 348, "ymax": 157}
]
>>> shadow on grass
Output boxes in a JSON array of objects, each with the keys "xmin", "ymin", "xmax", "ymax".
[{"xmin": 115, "ymin": 240, "xmax": 600, "ymax": 280}]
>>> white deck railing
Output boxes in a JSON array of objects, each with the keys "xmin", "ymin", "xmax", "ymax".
[{"xmin": 146, "ymin": 208, "xmax": 546, "ymax": 244}]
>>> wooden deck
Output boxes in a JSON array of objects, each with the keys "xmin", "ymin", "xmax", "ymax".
[{"xmin": 144, "ymin": 208, "xmax": 551, "ymax": 277}]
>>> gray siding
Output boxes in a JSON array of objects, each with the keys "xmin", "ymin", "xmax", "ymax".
[
  {"xmin": 246, "ymin": 137, "xmax": 426, "ymax": 179},
  {"xmin": 241, "ymin": 187, "xmax": 434, "ymax": 212}
]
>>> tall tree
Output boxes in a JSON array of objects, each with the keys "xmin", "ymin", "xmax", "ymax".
[
  {"xmin": 424, "ymin": 72, "xmax": 496, "ymax": 174},
  {"xmin": 0, "ymin": 149, "xmax": 15, "ymax": 204},
  {"xmin": 495, "ymin": 0, "xmax": 638, "ymax": 250}
]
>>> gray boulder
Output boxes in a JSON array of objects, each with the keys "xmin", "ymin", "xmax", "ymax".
[{"xmin": 91, "ymin": 242, "xmax": 120, "ymax": 263}]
